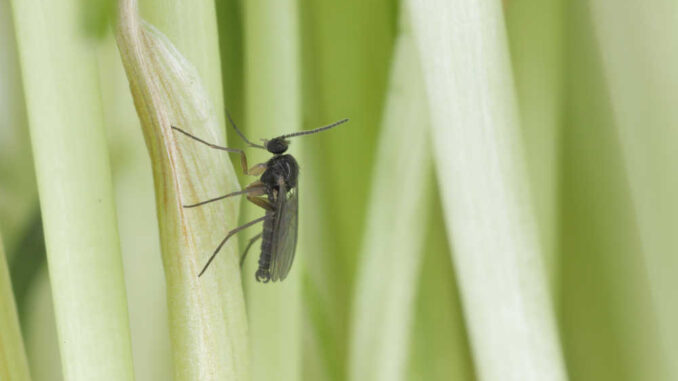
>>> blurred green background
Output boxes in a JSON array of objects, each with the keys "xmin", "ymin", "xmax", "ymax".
[{"xmin": 2, "ymin": 0, "xmax": 677, "ymax": 380}]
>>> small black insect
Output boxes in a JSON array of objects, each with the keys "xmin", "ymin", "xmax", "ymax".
[{"xmin": 172, "ymin": 113, "xmax": 348, "ymax": 282}]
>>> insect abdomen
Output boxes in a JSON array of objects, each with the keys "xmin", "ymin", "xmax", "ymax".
[{"xmin": 256, "ymin": 210, "xmax": 276, "ymax": 282}]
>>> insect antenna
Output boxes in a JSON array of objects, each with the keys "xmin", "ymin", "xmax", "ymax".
[
  {"xmin": 225, "ymin": 109, "xmax": 266, "ymax": 149},
  {"xmin": 279, "ymin": 118, "xmax": 349, "ymax": 139}
]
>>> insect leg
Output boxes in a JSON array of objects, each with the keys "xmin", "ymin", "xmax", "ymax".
[
  {"xmin": 198, "ymin": 215, "xmax": 268, "ymax": 277},
  {"xmin": 183, "ymin": 183, "xmax": 267, "ymax": 208},
  {"xmin": 247, "ymin": 163, "xmax": 267, "ymax": 176},
  {"xmin": 247, "ymin": 195, "xmax": 275, "ymax": 211},
  {"xmin": 172, "ymin": 126, "xmax": 262, "ymax": 176},
  {"xmin": 239, "ymin": 233, "xmax": 263, "ymax": 267}
]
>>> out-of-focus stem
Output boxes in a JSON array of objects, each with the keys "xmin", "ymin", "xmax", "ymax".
[
  {"xmin": 243, "ymin": 1, "xmax": 301, "ymax": 380},
  {"xmin": 0, "ymin": 234, "xmax": 31, "ymax": 381},
  {"xmin": 506, "ymin": 0, "xmax": 564, "ymax": 284},
  {"xmin": 10, "ymin": 0, "xmax": 135, "ymax": 379},
  {"xmin": 407, "ymin": 0, "xmax": 567, "ymax": 379},
  {"xmin": 591, "ymin": 1, "xmax": 678, "ymax": 378},
  {"xmin": 349, "ymin": 26, "xmax": 431, "ymax": 381}
]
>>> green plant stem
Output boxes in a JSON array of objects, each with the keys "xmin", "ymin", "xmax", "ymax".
[
  {"xmin": 23, "ymin": 269, "xmax": 62, "ymax": 381},
  {"xmin": 559, "ymin": 7, "xmax": 666, "ymax": 377},
  {"xmin": 0, "ymin": 234, "xmax": 31, "ymax": 381},
  {"xmin": 9, "ymin": 0, "xmax": 136, "ymax": 379},
  {"xmin": 0, "ymin": 0, "xmax": 37, "ymax": 258},
  {"xmin": 506, "ymin": 0, "xmax": 564, "ymax": 284},
  {"xmin": 98, "ymin": 34, "xmax": 173, "ymax": 380},
  {"xmin": 116, "ymin": 1, "xmax": 248, "ymax": 379},
  {"xmin": 138, "ymin": 0, "xmax": 225, "ymax": 123},
  {"xmin": 590, "ymin": 0, "xmax": 678, "ymax": 377},
  {"xmin": 406, "ymin": 1, "xmax": 567, "ymax": 379},
  {"xmin": 348, "ymin": 27, "xmax": 431, "ymax": 381},
  {"xmin": 243, "ymin": 1, "xmax": 301, "ymax": 380},
  {"xmin": 408, "ymin": 195, "xmax": 476, "ymax": 381},
  {"xmin": 298, "ymin": 2, "xmax": 396, "ymax": 378}
]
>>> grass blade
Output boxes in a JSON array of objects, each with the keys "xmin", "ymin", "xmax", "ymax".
[
  {"xmin": 98, "ymin": 33, "xmax": 173, "ymax": 381},
  {"xmin": 23, "ymin": 269, "xmax": 61, "ymax": 381},
  {"xmin": 506, "ymin": 0, "xmax": 564, "ymax": 283},
  {"xmin": 590, "ymin": 0, "xmax": 678, "ymax": 377},
  {"xmin": 406, "ymin": 1, "xmax": 567, "ymax": 379},
  {"xmin": 559, "ymin": 6, "xmax": 666, "ymax": 376},
  {"xmin": 10, "ymin": 0, "xmax": 136, "ymax": 379},
  {"xmin": 407, "ymin": 195, "xmax": 477, "ymax": 381},
  {"xmin": 242, "ymin": 1, "xmax": 301, "ymax": 380},
  {"xmin": 0, "ymin": 0, "xmax": 37, "ymax": 258},
  {"xmin": 298, "ymin": 2, "xmax": 396, "ymax": 378},
  {"xmin": 0, "ymin": 234, "xmax": 31, "ymax": 381},
  {"xmin": 348, "ymin": 26, "xmax": 431, "ymax": 381},
  {"xmin": 116, "ymin": 1, "xmax": 248, "ymax": 379}
]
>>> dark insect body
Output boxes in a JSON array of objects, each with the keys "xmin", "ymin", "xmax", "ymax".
[{"xmin": 172, "ymin": 114, "xmax": 347, "ymax": 282}]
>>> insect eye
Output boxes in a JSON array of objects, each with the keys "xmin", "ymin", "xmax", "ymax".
[{"xmin": 266, "ymin": 138, "xmax": 289, "ymax": 154}]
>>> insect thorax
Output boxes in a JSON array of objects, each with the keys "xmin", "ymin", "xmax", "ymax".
[{"xmin": 261, "ymin": 154, "xmax": 299, "ymax": 191}]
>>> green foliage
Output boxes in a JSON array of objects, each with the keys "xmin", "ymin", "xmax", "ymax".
[
  {"xmin": 0, "ymin": 234, "xmax": 31, "ymax": 381},
  {"xmin": 116, "ymin": 0, "xmax": 248, "ymax": 379},
  {"xmin": 2, "ymin": 0, "xmax": 677, "ymax": 380},
  {"xmin": 10, "ymin": 0, "xmax": 135, "ymax": 379}
]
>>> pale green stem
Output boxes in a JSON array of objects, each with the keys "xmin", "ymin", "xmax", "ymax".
[
  {"xmin": 24, "ymin": 270, "xmax": 62, "ymax": 381},
  {"xmin": 408, "ymin": 199, "xmax": 476, "ymax": 381},
  {"xmin": 243, "ymin": 1, "xmax": 301, "ymax": 381},
  {"xmin": 0, "ymin": 0, "xmax": 37, "ymax": 259},
  {"xmin": 348, "ymin": 26, "xmax": 431, "ymax": 381},
  {"xmin": 98, "ymin": 34, "xmax": 172, "ymax": 380},
  {"xmin": 116, "ymin": 1, "xmax": 248, "ymax": 379},
  {"xmin": 0, "ymin": 234, "xmax": 31, "ymax": 380},
  {"xmin": 298, "ymin": 3, "xmax": 395, "ymax": 378},
  {"xmin": 9, "ymin": 0, "xmax": 135, "ymax": 379},
  {"xmin": 406, "ymin": 1, "xmax": 567, "ymax": 379},
  {"xmin": 506, "ymin": 0, "xmax": 564, "ymax": 285},
  {"xmin": 138, "ymin": 0, "xmax": 226, "ymax": 122},
  {"xmin": 559, "ymin": 6, "xmax": 664, "ymax": 378},
  {"xmin": 591, "ymin": 0, "xmax": 678, "ymax": 378}
]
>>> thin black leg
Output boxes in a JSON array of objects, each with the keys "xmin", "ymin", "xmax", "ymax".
[
  {"xmin": 183, "ymin": 186, "xmax": 266, "ymax": 208},
  {"xmin": 172, "ymin": 125, "xmax": 261, "ymax": 176},
  {"xmin": 198, "ymin": 215, "xmax": 268, "ymax": 277},
  {"xmin": 239, "ymin": 233, "xmax": 263, "ymax": 267}
]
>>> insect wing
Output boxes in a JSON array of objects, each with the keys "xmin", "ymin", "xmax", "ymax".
[{"xmin": 270, "ymin": 182, "xmax": 299, "ymax": 281}]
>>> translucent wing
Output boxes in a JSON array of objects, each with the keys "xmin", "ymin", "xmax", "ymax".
[{"xmin": 269, "ymin": 181, "xmax": 299, "ymax": 282}]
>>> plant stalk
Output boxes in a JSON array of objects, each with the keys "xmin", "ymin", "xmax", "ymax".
[
  {"xmin": 10, "ymin": 0, "xmax": 136, "ymax": 379},
  {"xmin": 590, "ymin": 0, "xmax": 678, "ymax": 377},
  {"xmin": 348, "ymin": 27, "xmax": 432, "ymax": 381},
  {"xmin": 406, "ymin": 0, "xmax": 567, "ymax": 379},
  {"xmin": 0, "ymin": 234, "xmax": 31, "ymax": 381},
  {"xmin": 243, "ymin": 1, "xmax": 301, "ymax": 380},
  {"xmin": 116, "ymin": 0, "xmax": 249, "ymax": 379}
]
